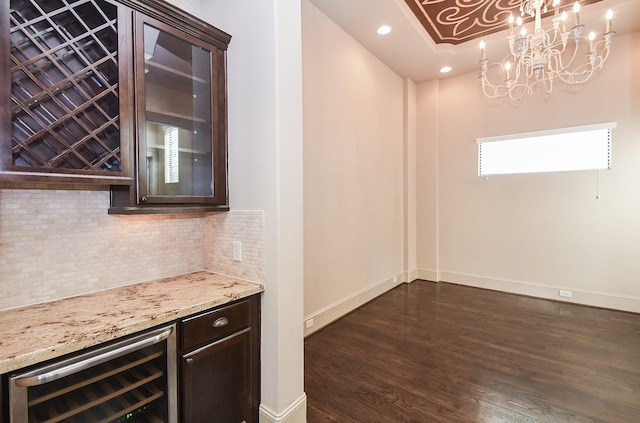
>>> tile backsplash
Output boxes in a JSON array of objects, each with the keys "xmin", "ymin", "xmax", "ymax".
[
  {"xmin": 0, "ymin": 188, "xmax": 264, "ymax": 311},
  {"xmin": 204, "ymin": 210, "xmax": 265, "ymax": 283}
]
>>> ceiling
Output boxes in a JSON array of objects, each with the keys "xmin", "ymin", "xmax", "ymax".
[
  {"xmin": 307, "ymin": 0, "xmax": 640, "ymax": 84},
  {"xmin": 405, "ymin": 0, "xmax": 602, "ymax": 45}
]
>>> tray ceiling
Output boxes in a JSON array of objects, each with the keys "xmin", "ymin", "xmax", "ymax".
[{"xmin": 405, "ymin": 0, "xmax": 603, "ymax": 45}]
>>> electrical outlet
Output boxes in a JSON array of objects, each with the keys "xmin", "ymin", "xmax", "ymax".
[
  {"xmin": 305, "ymin": 318, "xmax": 314, "ymax": 329},
  {"xmin": 393, "ymin": 276, "xmax": 398, "ymax": 283},
  {"xmin": 233, "ymin": 240, "xmax": 242, "ymax": 261},
  {"xmin": 559, "ymin": 290, "xmax": 573, "ymax": 298}
]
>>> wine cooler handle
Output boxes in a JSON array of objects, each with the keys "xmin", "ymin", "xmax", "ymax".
[{"xmin": 13, "ymin": 325, "xmax": 174, "ymax": 387}]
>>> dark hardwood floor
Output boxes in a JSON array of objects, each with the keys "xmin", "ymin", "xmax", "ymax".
[{"xmin": 304, "ymin": 281, "xmax": 640, "ymax": 422}]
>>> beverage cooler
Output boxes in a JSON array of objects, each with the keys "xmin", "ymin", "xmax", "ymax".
[{"xmin": 8, "ymin": 325, "xmax": 177, "ymax": 423}]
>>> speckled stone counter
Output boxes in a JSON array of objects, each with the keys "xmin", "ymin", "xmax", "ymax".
[{"xmin": 0, "ymin": 271, "xmax": 263, "ymax": 374}]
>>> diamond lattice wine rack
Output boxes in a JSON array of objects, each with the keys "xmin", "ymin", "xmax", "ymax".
[{"xmin": 3, "ymin": 0, "xmax": 127, "ymax": 181}]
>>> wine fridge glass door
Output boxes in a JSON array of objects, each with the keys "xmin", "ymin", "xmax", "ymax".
[{"xmin": 9, "ymin": 324, "xmax": 177, "ymax": 423}]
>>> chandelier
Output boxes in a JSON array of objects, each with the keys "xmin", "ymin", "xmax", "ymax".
[{"xmin": 479, "ymin": 0, "xmax": 615, "ymax": 100}]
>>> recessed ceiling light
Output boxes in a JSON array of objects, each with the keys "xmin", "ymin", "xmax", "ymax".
[
  {"xmin": 440, "ymin": 66, "xmax": 452, "ymax": 73},
  {"xmin": 377, "ymin": 25, "xmax": 392, "ymax": 35}
]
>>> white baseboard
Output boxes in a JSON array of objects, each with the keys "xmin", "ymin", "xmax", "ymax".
[
  {"xmin": 304, "ymin": 275, "xmax": 404, "ymax": 337},
  {"xmin": 403, "ymin": 269, "xmax": 419, "ymax": 283},
  {"xmin": 440, "ymin": 271, "xmax": 640, "ymax": 313},
  {"xmin": 260, "ymin": 393, "xmax": 307, "ymax": 423},
  {"xmin": 416, "ymin": 268, "xmax": 438, "ymax": 282},
  {"xmin": 303, "ymin": 269, "xmax": 639, "ymax": 338}
]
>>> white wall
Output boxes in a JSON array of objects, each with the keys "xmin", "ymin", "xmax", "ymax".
[
  {"xmin": 418, "ymin": 32, "xmax": 640, "ymax": 312},
  {"xmin": 161, "ymin": 0, "xmax": 199, "ymax": 15},
  {"xmin": 416, "ymin": 80, "xmax": 439, "ymax": 281},
  {"xmin": 302, "ymin": 0, "xmax": 406, "ymax": 336},
  {"xmin": 202, "ymin": 0, "xmax": 306, "ymax": 422},
  {"xmin": 403, "ymin": 79, "xmax": 418, "ymax": 283}
]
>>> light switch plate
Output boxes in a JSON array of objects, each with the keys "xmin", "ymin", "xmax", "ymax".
[{"xmin": 233, "ymin": 240, "xmax": 242, "ymax": 261}]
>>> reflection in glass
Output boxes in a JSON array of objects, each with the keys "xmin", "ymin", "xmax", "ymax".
[
  {"xmin": 164, "ymin": 127, "xmax": 179, "ymax": 184},
  {"xmin": 143, "ymin": 23, "xmax": 213, "ymax": 198}
]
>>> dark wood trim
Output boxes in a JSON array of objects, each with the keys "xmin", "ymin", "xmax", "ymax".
[
  {"xmin": 250, "ymin": 294, "xmax": 261, "ymax": 423},
  {"xmin": 117, "ymin": 1, "xmax": 135, "ymax": 183},
  {"xmin": 0, "ymin": 0, "xmax": 11, "ymax": 172},
  {"xmin": 107, "ymin": 205, "xmax": 230, "ymax": 215},
  {"xmin": 117, "ymin": 0, "xmax": 231, "ymax": 49},
  {"xmin": 213, "ymin": 47, "xmax": 229, "ymax": 206},
  {"xmin": 0, "ymin": 171, "xmax": 133, "ymax": 186},
  {"xmin": 0, "ymin": 374, "xmax": 6, "ymax": 423}
]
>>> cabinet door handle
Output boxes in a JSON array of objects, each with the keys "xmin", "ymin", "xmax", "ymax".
[
  {"xmin": 185, "ymin": 357, "xmax": 194, "ymax": 365},
  {"xmin": 213, "ymin": 317, "xmax": 229, "ymax": 328}
]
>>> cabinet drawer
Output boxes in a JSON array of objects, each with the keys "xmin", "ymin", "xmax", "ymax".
[{"xmin": 181, "ymin": 300, "xmax": 251, "ymax": 350}]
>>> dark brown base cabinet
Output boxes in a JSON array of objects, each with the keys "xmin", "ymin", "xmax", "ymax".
[
  {"xmin": 179, "ymin": 297, "xmax": 261, "ymax": 423},
  {"xmin": 181, "ymin": 330, "xmax": 252, "ymax": 422}
]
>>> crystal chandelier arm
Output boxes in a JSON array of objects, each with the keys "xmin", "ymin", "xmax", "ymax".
[
  {"xmin": 542, "ymin": 71, "xmax": 553, "ymax": 95},
  {"xmin": 553, "ymin": 35, "xmax": 582, "ymax": 75},
  {"xmin": 545, "ymin": 22, "xmax": 563, "ymax": 47},
  {"xmin": 480, "ymin": 60, "xmax": 526, "ymax": 100},
  {"xmin": 554, "ymin": 60, "xmax": 594, "ymax": 85},
  {"xmin": 592, "ymin": 37, "xmax": 613, "ymax": 69},
  {"xmin": 481, "ymin": 77, "xmax": 508, "ymax": 99},
  {"xmin": 553, "ymin": 35, "xmax": 612, "ymax": 86},
  {"xmin": 507, "ymin": 79, "xmax": 534, "ymax": 100},
  {"xmin": 479, "ymin": 60, "xmax": 508, "ymax": 99}
]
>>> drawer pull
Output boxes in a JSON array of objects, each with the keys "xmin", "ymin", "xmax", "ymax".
[
  {"xmin": 213, "ymin": 317, "xmax": 229, "ymax": 328},
  {"xmin": 185, "ymin": 357, "xmax": 194, "ymax": 365}
]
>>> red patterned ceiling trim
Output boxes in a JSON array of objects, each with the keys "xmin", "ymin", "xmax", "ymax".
[{"xmin": 405, "ymin": 0, "xmax": 603, "ymax": 45}]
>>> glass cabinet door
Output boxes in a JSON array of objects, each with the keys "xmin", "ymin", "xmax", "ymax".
[{"xmin": 134, "ymin": 13, "xmax": 225, "ymax": 205}]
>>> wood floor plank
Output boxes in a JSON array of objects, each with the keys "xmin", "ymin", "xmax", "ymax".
[{"xmin": 304, "ymin": 281, "xmax": 640, "ymax": 422}]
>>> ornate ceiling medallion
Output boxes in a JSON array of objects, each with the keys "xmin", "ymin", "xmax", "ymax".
[{"xmin": 405, "ymin": 0, "xmax": 602, "ymax": 45}]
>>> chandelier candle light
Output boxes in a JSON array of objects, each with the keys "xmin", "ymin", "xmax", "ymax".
[{"xmin": 479, "ymin": 0, "xmax": 614, "ymax": 100}]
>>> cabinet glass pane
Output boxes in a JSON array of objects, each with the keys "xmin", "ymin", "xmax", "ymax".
[{"xmin": 143, "ymin": 23, "xmax": 213, "ymax": 197}]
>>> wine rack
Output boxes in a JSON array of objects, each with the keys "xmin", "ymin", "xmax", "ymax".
[
  {"xmin": 25, "ymin": 345, "xmax": 168, "ymax": 423},
  {"xmin": 7, "ymin": 0, "xmax": 122, "ymax": 174}
]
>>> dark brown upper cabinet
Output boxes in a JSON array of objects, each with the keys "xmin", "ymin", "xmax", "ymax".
[
  {"xmin": 109, "ymin": 6, "xmax": 230, "ymax": 214},
  {"xmin": 1, "ymin": 0, "xmax": 230, "ymax": 213},
  {"xmin": 0, "ymin": 0, "xmax": 132, "ymax": 185}
]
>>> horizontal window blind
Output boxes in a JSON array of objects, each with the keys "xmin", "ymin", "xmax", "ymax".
[{"xmin": 477, "ymin": 122, "xmax": 616, "ymax": 176}]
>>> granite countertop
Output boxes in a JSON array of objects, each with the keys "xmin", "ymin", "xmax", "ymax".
[{"xmin": 0, "ymin": 271, "xmax": 263, "ymax": 374}]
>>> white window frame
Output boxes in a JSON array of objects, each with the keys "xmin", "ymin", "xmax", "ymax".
[{"xmin": 477, "ymin": 122, "xmax": 616, "ymax": 176}]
